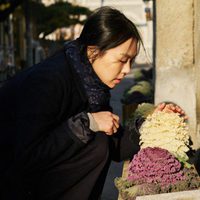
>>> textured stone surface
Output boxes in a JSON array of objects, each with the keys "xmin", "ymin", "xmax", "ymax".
[
  {"xmin": 136, "ymin": 190, "xmax": 200, "ymax": 200},
  {"xmin": 156, "ymin": 0, "xmax": 194, "ymax": 69},
  {"xmin": 195, "ymin": 0, "xmax": 200, "ymax": 147},
  {"xmin": 155, "ymin": 0, "xmax": 199, "ymax": 148}
]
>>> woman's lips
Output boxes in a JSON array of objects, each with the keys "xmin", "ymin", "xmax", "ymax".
[{"xmin": 114, "ymin": 78, "xmax": 122, "ymax": 84}]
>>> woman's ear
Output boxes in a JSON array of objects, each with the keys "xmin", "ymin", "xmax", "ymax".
[{"xmin": 87, "ymin": 46, "xmax": 100, "ymax": 63}]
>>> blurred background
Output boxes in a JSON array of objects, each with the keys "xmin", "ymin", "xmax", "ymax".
[{"xmin": 0, "ymin": 0, "xmax": 153, "ymax": 81}]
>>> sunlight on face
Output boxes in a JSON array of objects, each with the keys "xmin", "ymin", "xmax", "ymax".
[{"xmin": 89, "ymin": 38, "xmax": 138, "ymax": 88}]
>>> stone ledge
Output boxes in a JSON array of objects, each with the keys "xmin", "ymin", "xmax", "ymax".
[{"xmin": 136, "ymin": 189, "xmax": 200, "ymax": 200}]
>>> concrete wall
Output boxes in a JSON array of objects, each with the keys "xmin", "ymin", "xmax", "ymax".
[
  {"xmin": 155, "ymin": 0, "xmax": 200, "ymax": 149},
  {"xmin": 195, "ymin": 0, "xmax": 200, "ymax": 148}
]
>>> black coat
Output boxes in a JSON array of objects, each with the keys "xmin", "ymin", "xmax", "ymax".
[{"xmin": 0, "ymin": 49, "xmax": 139, "ymax": 200}]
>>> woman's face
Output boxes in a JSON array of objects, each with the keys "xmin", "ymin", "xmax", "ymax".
[{"xmin": 88, "ymin": 38, "xmax": 138, "ymax": 88}]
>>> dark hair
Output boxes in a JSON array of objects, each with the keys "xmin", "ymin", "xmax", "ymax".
[{"xmin": 79, "ymin": 6, "xmax": 143, "ymax": 54}]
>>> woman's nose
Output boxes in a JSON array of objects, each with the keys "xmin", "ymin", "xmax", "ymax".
[{"xmin": 122, "ymin": 62, "xmax": 131, "ymax": 75}]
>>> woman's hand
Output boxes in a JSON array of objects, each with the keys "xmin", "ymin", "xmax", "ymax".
[
  {"xmin": 91, "ymin": 111, "xmax": 120, "ymax": 135},
  {"xmin": 154, "ymin": 103, "xmax": 188, "ymax": 120}
]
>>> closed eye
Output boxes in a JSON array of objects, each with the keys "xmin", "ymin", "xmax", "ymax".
[{"xmin": 119, "ymin": 60, "xmax": 128, "ymax": 63}]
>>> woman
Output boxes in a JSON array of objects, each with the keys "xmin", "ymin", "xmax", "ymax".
[{"xmin": 0, "ymin": 6, "xmax": 185, "ymax": 200}]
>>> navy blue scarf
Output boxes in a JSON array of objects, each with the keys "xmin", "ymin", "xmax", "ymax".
[{"xmin": 64, "ymin": 39, "xmax": 111, "ymax": 112}]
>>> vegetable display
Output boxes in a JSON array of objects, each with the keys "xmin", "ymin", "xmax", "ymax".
[
  {"xmin": 115, "ymin": 103, "xmax": 200, "ymax": 200},
  {"xmin": 115, "ymin": 147, "xmax": 200, "ymax": 200}
]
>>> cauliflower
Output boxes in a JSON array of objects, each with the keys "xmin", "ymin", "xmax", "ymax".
[
  {"xmin": 115, "ymin": 147, "xmax": 200, "ymax": 200},
  {"xmin": 128, "ymin": 147, "xmax": 185, "ymax": 187},
  {"xmin": 139, "ymin": 111, "xmax": 190, "ymax": 162}
]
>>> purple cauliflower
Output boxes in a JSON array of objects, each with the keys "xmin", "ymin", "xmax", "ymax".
[
  {"xmin": 128, "ymin": 147, "xmax": 185, "ymax": 187},
  {"xmin": 115, "ymin": 147, "xmax": 200, "ymax": 199}
]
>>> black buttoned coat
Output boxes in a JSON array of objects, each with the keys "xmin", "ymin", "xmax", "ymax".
[{"xmin": 0, "ymin": 48, "xmax": 139, "ymax": 200}]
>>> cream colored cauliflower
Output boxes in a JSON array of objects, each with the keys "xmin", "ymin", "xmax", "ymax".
[{"xmin": 139, "ymin": 111, "xmax": 190, "ymax": 162}]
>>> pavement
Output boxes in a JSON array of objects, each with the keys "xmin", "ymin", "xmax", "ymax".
[{"xmin": 101, "ymin": 73, "xmax": 135, "ymax": 200}]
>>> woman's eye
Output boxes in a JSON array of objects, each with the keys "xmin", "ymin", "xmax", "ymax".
[{"xmin": 120, "ymin": 60, "xmax": 128, "ymax": 63}]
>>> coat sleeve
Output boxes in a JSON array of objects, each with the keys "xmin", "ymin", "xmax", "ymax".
[
  {"xmin": 109, "ymin": 124, "xmax": 140, "ymax": 162},
  {"xmin": 15, "ymin": 69, "xmax": 91, "ymax": 172}
]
